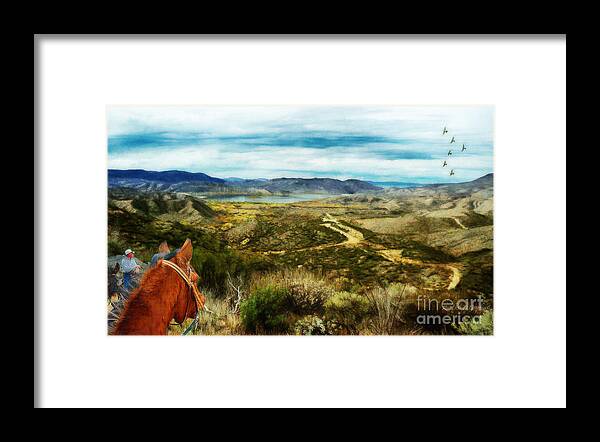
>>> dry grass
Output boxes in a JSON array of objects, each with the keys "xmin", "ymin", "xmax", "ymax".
[
  {"xmin": 166, "ymin": 291, "xmax": 243, "ymax": 336},
  {"xmin": 249, "ymin": 267, "xmax": 341, "ymax": 315},
  {"xmin": 249, "ymin": 267, "xmax": 340, "ymax": 293},
  {"xmin": 363, "ymin": 283, "xmax": 408, "ymax": 335},
  {"xmin": 195, "ymin": 290, "xmax": 242, "ymax": 335}
]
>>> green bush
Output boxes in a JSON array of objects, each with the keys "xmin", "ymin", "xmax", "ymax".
[
  {"xmin": 293, "ymin": 315, "xmax": 340, "ymax": 335},
  {"xmin": 454, "ymin": 310, "xmax": 493, "ymax": 335},
  {"xmin": 108, "ymin": 239, "xmax": 126, "ymax": 256},
  {"xmin": 131, "ymin": 197, "xmax": 151, "ymax": 215},
  {"xmin": 324, "ymin": 291, "xmax": 370, "ymax": 334},
  {"xmin": 192, "ymin": 249, "xmax": 272, "ymax": 298},
  {"xmin": 249, "ymin": 268, "xmax": 335, "ymax": 315},
  {"xmin": 240, "ymin": 287, "xmax": 291, "ymax": 334}
]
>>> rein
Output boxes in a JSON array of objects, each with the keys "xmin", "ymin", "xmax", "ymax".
[{"xmin": 161, "ymin": 259, "xmax": 205, "ymax": 334}]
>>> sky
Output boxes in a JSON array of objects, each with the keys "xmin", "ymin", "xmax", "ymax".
[{"xmin": 107, "ymin": 106, "xmax": 493, "ymax": 184}]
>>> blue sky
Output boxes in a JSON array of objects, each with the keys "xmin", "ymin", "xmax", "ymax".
[{"xmin": 107, "ymin": 106, "xmax": 493, "ymax": 184}]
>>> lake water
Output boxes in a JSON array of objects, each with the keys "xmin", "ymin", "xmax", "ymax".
[{"xmin": 206, "ymin": 193, "xmax": 331, "ymax": 203}]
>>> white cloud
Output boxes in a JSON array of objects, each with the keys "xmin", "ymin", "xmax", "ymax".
[
  {"xmin": 108, "ymin": 144, "xmax": 491, "ymax": 182},
  {"xmin": 107, "ymin": 105, "xmax": 493, "ymax": 182}
]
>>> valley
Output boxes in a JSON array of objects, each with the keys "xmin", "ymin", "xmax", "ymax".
[{"xmin": 108, "ymin": 173, "xmax": 493, "ymax": 335}]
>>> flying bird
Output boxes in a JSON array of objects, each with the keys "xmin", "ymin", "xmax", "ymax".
[
  {"xmin": 442, "ymin": 127, "xmax": 448, "ymax": 135},
  {"xmin": 448, "ymin": 150, "xmax": 452, "ymax": 156},
  {"xmin": 461, "ymin": 144, "xmax": 466, "ymax": 152},
  {"xmin": 450, "ymin": 169, "xmax": 455, "ymax": 176},
  {"xmin": 450, "ymin": 136, "xmax": 455, "ymax": 143},
  {"xmin": 443, "ymin": 160, "xmax": 447, "ymax": 167}
]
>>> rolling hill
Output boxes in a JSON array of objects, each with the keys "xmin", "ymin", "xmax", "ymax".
[{"xmin": 108, "ymin": 169, "xmax": 381, "ymax": 194}]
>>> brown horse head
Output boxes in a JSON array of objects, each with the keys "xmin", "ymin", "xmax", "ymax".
[
  {"xmin": 169, "ymin": 239, "xmax": 202, "ymax": 324},
  {"xmin": 113, "ymin": 238, "xmax": 204, "ymax": 335}
]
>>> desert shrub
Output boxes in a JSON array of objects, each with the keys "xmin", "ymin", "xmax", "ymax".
[
  {"xmin": 454, "ymin": 309, "xmax": 493, "ymax": 335},
  {"xmin": 413, "ymin": 290, "xmax": 485, "ymax": 335},
  {"xmin": 288, "ymin": 280, "xmax": 333, "ymax": 314},
  {"xmin": 239, "ymin": 287, "xmax": 291, "ymax": 334},
  {"xmin": 362, "ymin": 284, "xmax": 484, "ymax": 335},
  {"xmin": 250, "ymin": 268, "xmax": 335, "ymax": 315},
  {"xmin": 185, "ymin": 289, "xmax": 242, "ymax": 336},
  {"xmin": 364, "ymin": 284, "xmax": 408, "ymax": 335},
  {"xmin": 388, "ymin": 288, "xmax": 486, "ymax": 335},
  {"xmin": 293, "ymin": 315, "xmax": 337, "ymax": 336},
  {"xmin": 324, "ymin": 291, "xmax": 370, "ymax": 334}
]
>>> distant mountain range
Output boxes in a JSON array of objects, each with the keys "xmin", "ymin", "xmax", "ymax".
[
  {"xmin": 108, "ymin": 169, "xmax": 225, "ymax": 184},
  {"xmin": 427, "ymin": 173, "xmax": 493, "ymax": 191},
  {"xmin": 368, "ymin": 181, "xmax": 423, "ymax": 188},
  {"xmin": 377, "ymin": 173, "xmax": 494, "ymax": 198},
  {"xmin": 235, "ymin": 177, "xmax": 380, "ymax": 194},
  {"xmin": 108, "ymin": 169, "xmax": 381, "ymax": 194},
  {"xmin": 108, "ymin": 169, "xmax": 493, "ymax": 195}
]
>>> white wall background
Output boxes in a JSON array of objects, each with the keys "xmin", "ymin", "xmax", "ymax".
[{"xmin": 36, "ymin": 36, "xmax": 566, "ymax": 408}]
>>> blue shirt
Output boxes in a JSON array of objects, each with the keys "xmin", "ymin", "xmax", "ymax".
[{"xmin": 120, "ymin": 256, "xmax": 139, "ymax": 274}]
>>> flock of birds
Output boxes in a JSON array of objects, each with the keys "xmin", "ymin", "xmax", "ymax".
[{"xmin": 441, "ymin": 126, "xmax": 467, "ymax": 176}]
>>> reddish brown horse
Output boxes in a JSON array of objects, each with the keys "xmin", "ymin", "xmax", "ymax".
[{"xmin": 112, "ymin": 239, "xmax": 205, "ymax": 335}]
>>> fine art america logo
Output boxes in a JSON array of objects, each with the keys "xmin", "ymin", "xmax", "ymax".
[{"xmin": 416, "ymin": 296, "xmax": 484, "ymax": 326}]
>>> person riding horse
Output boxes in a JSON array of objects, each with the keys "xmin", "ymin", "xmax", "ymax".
[
  {"xmin": 121, "ymin": 249, "xmax": 142, "ymax": 291},
  {"xmin": 150, "ymin": 241, "xmax": 180, "ymax": 268}
]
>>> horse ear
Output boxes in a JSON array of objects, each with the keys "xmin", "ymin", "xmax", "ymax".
[
  {"xmin": 158, "ymin": 241, "xmax": 170, "ymax": 254},
  {"xmin": 178, "ymin": 238, "xmax": 193, "ymax": 262}
]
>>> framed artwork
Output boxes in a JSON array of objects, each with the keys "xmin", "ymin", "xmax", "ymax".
[{"xmin": 35, "ymin": 35, "xmax": 566, "ymax": 408}]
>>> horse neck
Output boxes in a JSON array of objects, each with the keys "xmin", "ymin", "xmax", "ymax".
[{"xmin": 114, "ymin": 270, "xmax": 181, "ymax": 335}]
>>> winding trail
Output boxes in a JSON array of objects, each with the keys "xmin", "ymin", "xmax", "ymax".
[
  {"xmin": 446, "ymin": 266, "xmax": 462, "ymax": 289},
  {"xmin": 320, "ymin": 213, "xmax": 364, "ymax": 245},
  {"xmin": 376, "ymin": 249, "xmax": 461, "ymax": 290},
  {"xmin": 452, "ymin": 217, "xmax": 468, "ymax": 230},
  {"xmin": 263, "ymin": 213, "xmax": 462, "ymax": 290},
  {"xmin": 262, "ymin": 213, "xmax": 363, "ymax": 255}
]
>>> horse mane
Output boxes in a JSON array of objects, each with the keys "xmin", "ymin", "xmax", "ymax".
[{"xmin": 125, "ymin": 264, "xmax": 168, "ymax": 305}]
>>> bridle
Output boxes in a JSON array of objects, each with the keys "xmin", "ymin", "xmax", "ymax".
[{"xmin": 161, "ymin": 259, "xmax": 205, "ymax": 331}]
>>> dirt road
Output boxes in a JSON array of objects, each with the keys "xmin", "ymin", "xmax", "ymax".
[
  {"xmin": 262, "ymin": 213, "xmax": 362, "ymax": 255},
  {"xmin": 321, "ymin": 213, "xmax": 364, "ymax": 245},
  {"xmin": 377, "ymin": 249, "xmax": 462, "ymax": 290},
  {"xmin": 452, "ymin": 217, "xmax": 468, "ymax": 230},
  {"xmin": 264, "ymin": 213, "xmax": 462, "ymax": 290}
]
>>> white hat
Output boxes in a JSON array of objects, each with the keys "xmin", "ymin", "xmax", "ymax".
[{"xmin": 124, "ymin": 249, "xmax": 134, "ymax": 255}]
